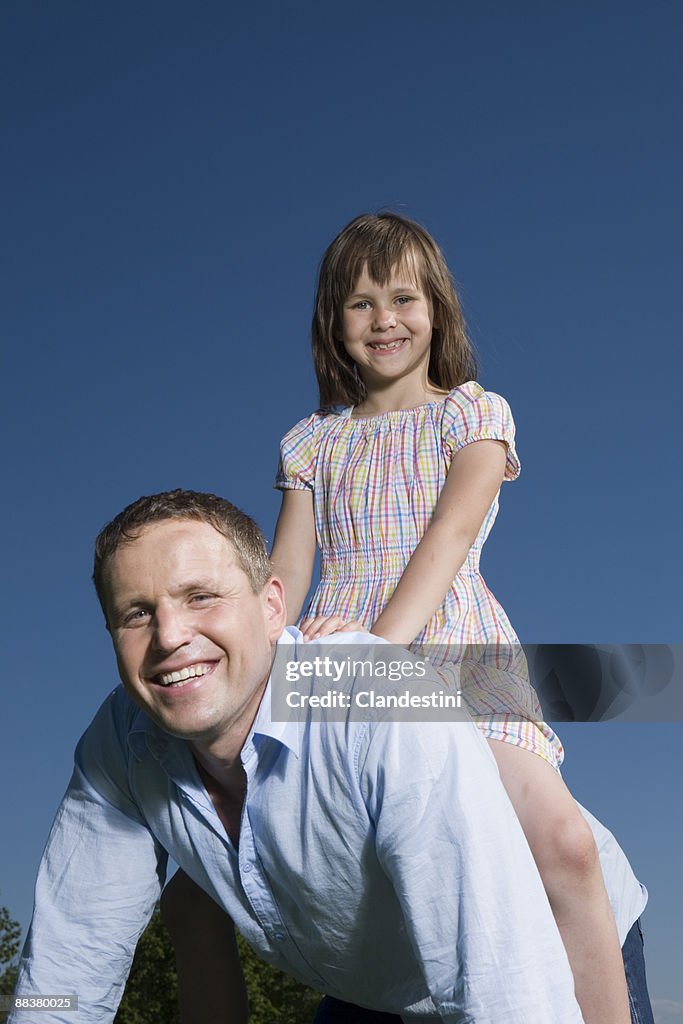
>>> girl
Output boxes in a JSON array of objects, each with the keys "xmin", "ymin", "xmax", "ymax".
[
  {"xmin": 270, "ymin": 212, "xmax": 631, "ymax": 1024},
  {"xmin": 162, "ymin": 213, "xmax": 631, "ymax": 1024}
]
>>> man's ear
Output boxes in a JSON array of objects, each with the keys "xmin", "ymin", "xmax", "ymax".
[{"xmin": 262, "ymin": 576, "xmax": 287, "ymax": 641}]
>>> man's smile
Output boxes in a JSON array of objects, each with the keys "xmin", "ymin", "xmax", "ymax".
[{"xmin": 151, "ymin": 661, "xmax": 217, "ymax": 688}]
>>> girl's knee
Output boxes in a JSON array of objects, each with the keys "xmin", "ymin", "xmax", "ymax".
[{"xmin": 538, "ymin": 811, "xmax": 601, "ymax": 884}]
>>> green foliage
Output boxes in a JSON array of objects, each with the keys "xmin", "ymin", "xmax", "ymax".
[
  {"xmin": 115, "ymin": 910, "xmax": 179, "ymax": 1024},
  {"xmin": 116, "ymin": 908, "xmax": 321, "ymax": 1024},
  {"xmin": 0, "ymin": 900, "xmax": 320, "ymax": 1024},
  {"xmin": 0, "ymin": 907, "xmax": 20, "ymax": 971},
  {"xmin": 0, "ymin": 904, "xmax": 22, "ymax": 1024},
  {"xmin": 236, "ymin": 934, "xmax": 321, "ymax": 1024},
  {"xmin": 0, "ymin": 968, "xmax": 19, "ymax": 1024}
]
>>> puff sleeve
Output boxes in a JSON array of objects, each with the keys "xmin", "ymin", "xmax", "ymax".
[
  {"xmin": 442, "ymin": 381, "xmax": 521, "ymax": 481},
  {"xmin": 275, "ymin": 414, "xmax": 319, "ymax": 491}
]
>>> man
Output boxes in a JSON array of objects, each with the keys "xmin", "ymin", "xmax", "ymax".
[{"xmin": 10, "ymin": 490, "xmax": 652, "ymax": 1023}]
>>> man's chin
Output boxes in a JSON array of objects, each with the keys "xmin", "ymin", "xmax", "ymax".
[
  {"xmin": 151, "ymin": 709, "xmax": 217, "ymax": 740},
  {"xmin": 128, "ymin": 697, "xmax": 214, "ymax": 740}
]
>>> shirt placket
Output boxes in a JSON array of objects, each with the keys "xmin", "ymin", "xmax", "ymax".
[
  {"xmin": 238, "ymin": 741, "xmax": 289, "ymax": 944},
  {"xmin": 238, "ymin": 741, "xmax": 328, "ymax": 989}
]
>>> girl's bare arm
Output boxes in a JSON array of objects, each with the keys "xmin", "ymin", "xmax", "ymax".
[
  {"xmin": 271, "ymin": 489, "xmax": 317, "ymax": 625},
  {"xmin": 371, "ymin": 439, "xmax": 508, "ymax": 644}
]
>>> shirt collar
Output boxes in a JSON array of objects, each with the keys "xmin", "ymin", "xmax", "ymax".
[{"xmin": 250, "ymin": 626, "xmax": 301, "ymax": 757}]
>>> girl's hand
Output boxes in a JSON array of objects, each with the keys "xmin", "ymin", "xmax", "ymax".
[{"xmin": 300, "ymin": 615, "xmax": 366, "ymax": 641}]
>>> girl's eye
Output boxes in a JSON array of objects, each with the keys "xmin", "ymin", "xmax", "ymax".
[
  {"xmin": 395, "ymin": 295, "xmax": 412, "ymax": 305},
  {"xmin": 352, "ymin": 300, "xmax": 371, "ymax": 311}
]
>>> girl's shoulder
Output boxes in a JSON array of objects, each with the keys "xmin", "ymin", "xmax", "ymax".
[
  {"xmin": 443, "ymin": 380, "xmax": 515, "ymax": 424},
  {"xmin": 442, "ymin": 382, "xmax": 520, "ymax": 480},
  {"xmin": 279, "ymin": 408, "xmax": 346, "ymax": 449},
  {"xmin": 276, "ymin": 408, "xmax": 349, "ymax": 491}
]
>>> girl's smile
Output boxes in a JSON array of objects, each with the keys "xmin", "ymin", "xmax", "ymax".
[{"xmin": 365, "ymin": 337, "xmax": 409, "ymax": 353}]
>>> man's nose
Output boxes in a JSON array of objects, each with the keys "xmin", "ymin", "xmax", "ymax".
[{"xmin": 152, "ymin": 607, "xmax": 194, "ymax": 652}]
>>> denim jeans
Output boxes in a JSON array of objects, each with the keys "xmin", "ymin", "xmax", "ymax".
[
  {"xmin": 313, "ymin": 919, "xmax": 655, "ymax": 1024},
  {"xmin": 622, "ymin": 918, "xmax": 655, "ymax": 1024}
]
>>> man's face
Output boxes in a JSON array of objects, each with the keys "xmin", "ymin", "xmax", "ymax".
[{"xmin": 103, "ymin": 519, "xmax": 285, "ymax": 748}]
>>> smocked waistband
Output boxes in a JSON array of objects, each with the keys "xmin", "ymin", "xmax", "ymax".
[{"xmin": 320, "ymin": 548, "xmax": 481, "ymax": 581}]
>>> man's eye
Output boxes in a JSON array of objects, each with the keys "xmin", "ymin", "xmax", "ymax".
[
  {"xmin": 190, "ymin": 593, "xmax": 215, "ymax": 604},
  {"xmin": 123, "ymin": 608, "xmax": 150, "ymax": 626}
]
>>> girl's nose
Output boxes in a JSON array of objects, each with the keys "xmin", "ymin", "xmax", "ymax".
[{"xmin": 372, "ymin": 307, "xmax": 397, "ymax": 331}]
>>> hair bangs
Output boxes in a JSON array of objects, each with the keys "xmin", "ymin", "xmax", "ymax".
[{"xmin": 343, "ymin": 220, "xmax": 425, "ymax": 295}]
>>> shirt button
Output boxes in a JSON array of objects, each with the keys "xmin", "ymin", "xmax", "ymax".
[
  {"xmin": 242, "ymin": 862, "xmax": 253, "ymax": 873},
  {"xmin": 274, "ymin": 932, "xmax": 286, "ymax": 942}
]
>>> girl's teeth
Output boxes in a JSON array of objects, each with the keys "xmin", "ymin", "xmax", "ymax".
[{"xmin": 371, "ymin": 340, "xmax": 404, "ymax": 350}]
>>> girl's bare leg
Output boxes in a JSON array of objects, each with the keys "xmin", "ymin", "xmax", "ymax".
[
  {"xmin": 160, "ymin": 869, "xmax": 248, "ymax": 1024},
  {"xmin": 489, "ymin": 739, "xmax": 630, "ymax": 1024}
]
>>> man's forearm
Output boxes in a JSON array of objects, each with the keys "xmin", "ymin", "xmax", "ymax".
[{"xmin": 10, "ymin": 764, "xmax": 165, "ymax": 1023}]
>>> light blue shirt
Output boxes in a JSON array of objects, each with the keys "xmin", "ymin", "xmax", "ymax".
[{"xmin": 12, "ymin": 629, "xmax": 645, "ymax": 1023}]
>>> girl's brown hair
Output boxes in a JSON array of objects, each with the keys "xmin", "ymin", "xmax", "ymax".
[{"xmin": 312, "ymin": 212, "xmax": 477, "ymax": 409}]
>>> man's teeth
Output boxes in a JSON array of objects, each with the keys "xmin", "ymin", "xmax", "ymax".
[
  {"xmin": 370, "ymin": 339, "xmax": 405, "ymax": 350},
  {"xmin": 157, "ymin": 664, "xmax": 211, "ymax": 688}
]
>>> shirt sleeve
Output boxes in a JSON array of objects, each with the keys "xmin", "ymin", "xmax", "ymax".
[
  {"xmin": 9, "ymin": 692, "xmax": 167, "ymax": 1024},
  {"xmin": 274, "ymin": 414, "xmax": 319, "ymax": 491},
  {"xmin": 358, "ymin": 718, "xmax": 583, "ymax": 1024},
  {"xmin": 442, "ymin": 382, "xmax": 521, "ymax": 481}
]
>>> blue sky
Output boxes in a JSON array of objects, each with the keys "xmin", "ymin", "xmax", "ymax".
[{"xmin": 1, "ymin": 1, "xmax": 681, "ymax": 1018}]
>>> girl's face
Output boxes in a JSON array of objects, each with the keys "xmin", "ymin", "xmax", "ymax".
[{"xmin": 341, "ymin": 265, "xmax": 434, "ymax": 391}]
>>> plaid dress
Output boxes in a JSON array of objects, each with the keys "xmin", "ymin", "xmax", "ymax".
[{"xmin": 276, "ymin": 381, "xmax": 563, "ymax": 769}]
